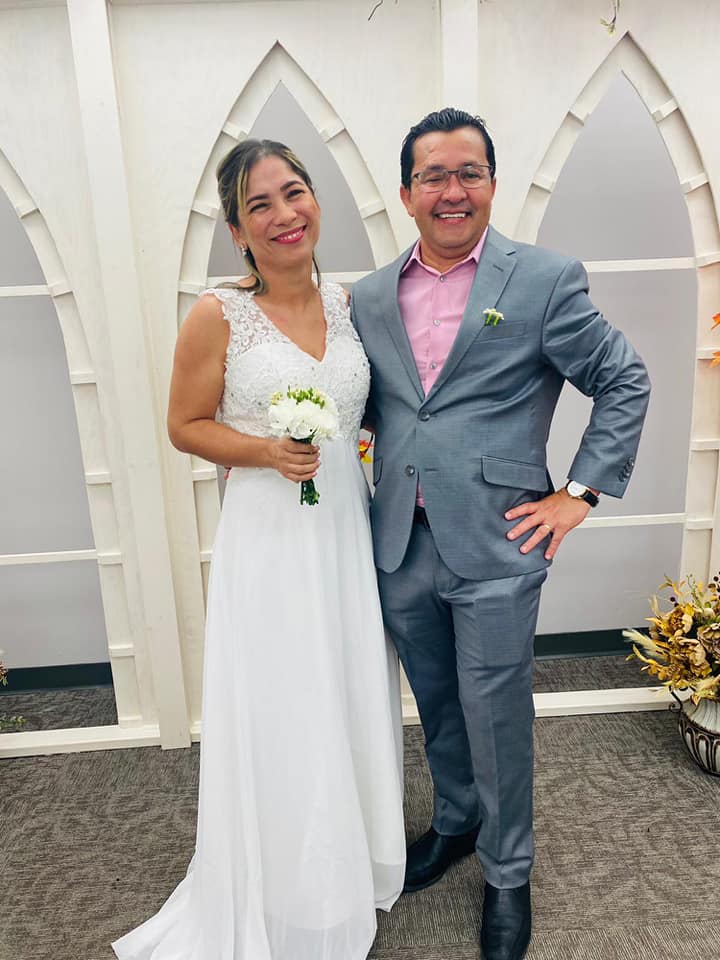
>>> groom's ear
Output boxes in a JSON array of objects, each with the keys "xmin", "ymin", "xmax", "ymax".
[{"xmin": 400, "ymin": 184, "xmax": 415, "ymax": 218}]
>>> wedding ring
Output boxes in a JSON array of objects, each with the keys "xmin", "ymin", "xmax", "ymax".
[{"xmin": 541, "ymin": 523, "xmax": 552, "ymax": 533}]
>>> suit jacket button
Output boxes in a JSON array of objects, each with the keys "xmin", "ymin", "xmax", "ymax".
[
  {"xmin": 405, "ymin": 465, "xmax": 416, "ymax": 477},
  {"xmin": 419, "ymin": 411, "xmax": 431, "ymax": 422}
]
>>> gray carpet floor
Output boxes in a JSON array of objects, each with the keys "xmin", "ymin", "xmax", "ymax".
[
  {"xmin": 0, "ymin": 655, "xmax": 650, "ymax": 732},
  {"xmin": 2, "ymin": 702, "xmax": 718, "ymax": 960}
]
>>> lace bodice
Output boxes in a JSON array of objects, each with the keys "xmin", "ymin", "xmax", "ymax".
[{"xmin": 204, "ymin": 282, "xmax": 370, "ymax": 444}]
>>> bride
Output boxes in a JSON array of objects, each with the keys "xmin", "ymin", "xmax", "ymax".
[{"xmin": 112, "ymin": 139, "xmax": 405, "ymax": 960}]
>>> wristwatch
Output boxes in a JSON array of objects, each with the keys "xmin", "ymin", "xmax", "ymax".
[{"xmin": 565, "ymin": 480, "xmax": 599, "ymax": 508}]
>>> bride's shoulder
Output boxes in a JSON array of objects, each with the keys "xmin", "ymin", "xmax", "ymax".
[
  {"xmin": 321, "ymin": 280, "xmax": 351, "ymax": 312},
  {"xmin": 176, "ymin": 289, "xmax": 231, "ymax": 356},
  {"xmin": 202, "ymin": 277, "xmax": 255, "ymax": 301},
  {"xmin": 199, "ymin": 281, "xmax": 256, "ymax": 320}
]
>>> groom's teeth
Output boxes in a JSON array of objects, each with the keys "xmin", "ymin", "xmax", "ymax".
[{"xmin": 437, "ymin": 213, "xmax": 467, "ymax": 219}]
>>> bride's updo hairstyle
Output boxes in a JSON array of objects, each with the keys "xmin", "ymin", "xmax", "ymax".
[{"xmin": 216, "ymin": 138, "xmax": 321, "ymax": 295}]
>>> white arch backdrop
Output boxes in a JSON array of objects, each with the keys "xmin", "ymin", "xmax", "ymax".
[
  {"xmin": 515, "ymin": 33, "xmax": 720, "ymax": 587},
  {"xmin": 0, "ymin": 0, "xmax": 718, "ymax": 756}
]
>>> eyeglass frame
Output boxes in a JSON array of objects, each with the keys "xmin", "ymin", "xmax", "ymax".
[{"xmin": 410, "ymin": 163, "xmax": 495, "ymax": 192}]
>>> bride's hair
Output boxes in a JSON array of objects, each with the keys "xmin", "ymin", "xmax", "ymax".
[{"xmin": 216, "ymin": 138, "xmax": 321, "ymax": 295}]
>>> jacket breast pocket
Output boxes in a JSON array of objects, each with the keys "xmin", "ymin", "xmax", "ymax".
[
  {"xmin": 481, "ymin": 455, "xmax": 548, "ymax": 492},
  {"xmin": 373, "ymin": 456, "xmax": 383, "ymax": 485},
  {"xmin": 479, "ymin": 320, "xmax": 526, "ymax": 341}
]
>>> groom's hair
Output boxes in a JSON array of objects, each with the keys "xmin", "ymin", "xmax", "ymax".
[{"xmin": 400, "ymin": 108, "xmax": 496, "ymax": 188}]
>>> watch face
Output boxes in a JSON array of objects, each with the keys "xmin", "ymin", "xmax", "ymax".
[{"xmin": 566, "ymin": 481, "xmax": 586, "ymax": 498}]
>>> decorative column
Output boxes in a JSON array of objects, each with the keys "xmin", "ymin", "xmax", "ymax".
[{"xmin": 66, "ymin": 0, "xmax": 190, "ymax": 748}]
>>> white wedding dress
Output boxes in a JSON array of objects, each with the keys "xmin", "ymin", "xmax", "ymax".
[{"xmin": 112, "ymin": 282, "xmax": 406, "ymax": 960}]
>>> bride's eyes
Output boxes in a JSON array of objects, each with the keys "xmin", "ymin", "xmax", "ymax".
[{"xmin": 248, "ymin": 188, "xmax": 305, "ymax": 214}]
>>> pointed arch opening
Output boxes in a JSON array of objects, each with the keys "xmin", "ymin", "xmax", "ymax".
[
  {"xmin": 177, "ymin": 42, "xmax": 397, "ymax": 612},
  {"xmin": 0, "ymin": 150, "xmax": 141, "ymax": 744},
  {"xmin": 518, "ymin": 36, "xmax": 720, "ymax": 684}
]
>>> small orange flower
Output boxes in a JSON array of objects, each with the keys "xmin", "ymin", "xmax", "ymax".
[
  {"xmin": 711, "ymin": 313, "xmax": 720, "ymax": 366},
  {"xmin": 358, "ymin": 437, "xmax": 374, "ymax": 463}
]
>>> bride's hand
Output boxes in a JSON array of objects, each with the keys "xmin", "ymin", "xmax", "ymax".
[{"xmin": 269, "ymin": 437, "xmax": 320, "ymax": 483}]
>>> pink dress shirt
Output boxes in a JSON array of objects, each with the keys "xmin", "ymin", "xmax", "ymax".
[{"xmin": 398, "ymin": 229, "xmax": 488, "ymax": 505}]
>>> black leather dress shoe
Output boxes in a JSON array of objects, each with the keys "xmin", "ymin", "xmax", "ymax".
[
  {"xmin": 403, "ymin": 824, "xmax": 480, "ymax": 892},
  {"xmin": 480, "ymin": 881, "xmax": 531, "ymax": 960}
]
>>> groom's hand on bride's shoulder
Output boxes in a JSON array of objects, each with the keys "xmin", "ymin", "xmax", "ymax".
[{"xmin": 504, "ymin": 491, "xmax": 591, "ymax": 560}]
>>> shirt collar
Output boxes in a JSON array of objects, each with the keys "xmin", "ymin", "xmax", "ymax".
[{"xmin": 401, "ymin": 227, "xmax": 489, "ymax": 277}]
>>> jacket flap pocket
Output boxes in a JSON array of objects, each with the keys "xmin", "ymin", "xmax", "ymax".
[
  {"xmin": 481, "ymin": 455, "xmax": 548, "ymax": 491},
  {"xmin": 480, "ymin": 320, "xmax": 526, "ymax": 340}
]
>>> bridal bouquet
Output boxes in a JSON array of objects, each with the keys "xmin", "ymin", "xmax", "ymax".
[{"xmin": 268, "ymin": 387, "xmax": 338, "ymax": 505}]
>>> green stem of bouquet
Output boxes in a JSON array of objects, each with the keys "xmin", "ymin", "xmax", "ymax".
[{"xmin": 298, "ymin": 435, "xmax": 320, "ymax": 506}]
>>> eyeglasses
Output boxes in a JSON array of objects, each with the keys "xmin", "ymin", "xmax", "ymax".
[{"xmin": 411, "ymin": 164, "xmax": 493, "ymax": 192}]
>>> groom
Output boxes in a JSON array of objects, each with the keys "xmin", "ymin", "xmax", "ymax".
[{"xmin": 351, "ymin": 108, "xmax": 650, "ymax": 960}]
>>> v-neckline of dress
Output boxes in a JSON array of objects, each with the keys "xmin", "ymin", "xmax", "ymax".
[{"xmin": 249, "ymin": 285, "xmax": 329, "ymax": 364}]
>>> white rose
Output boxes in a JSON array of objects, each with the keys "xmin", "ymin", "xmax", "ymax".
[
  {"xmin": 289, "ymin": 399, "xmax": 323, "ymax": 439},
  {"xmin": 313, "ymin": 407, "xmax": 338, "ymax": 440},
  {"xmin": 268, "ymin": 397, "xmax": 297, "ymax": 434}
]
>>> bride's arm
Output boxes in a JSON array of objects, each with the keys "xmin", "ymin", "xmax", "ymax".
[{"xmin": 167, "ymin": 294, "xmax": 319, "ymax": 484}]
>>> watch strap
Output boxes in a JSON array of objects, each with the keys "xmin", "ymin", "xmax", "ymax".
[{"xmin": 565, "ymin": 481, "xmax": 599, "ymax": 508}]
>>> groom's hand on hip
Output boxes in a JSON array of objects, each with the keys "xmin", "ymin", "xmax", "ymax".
[{"xmin": 504, "ymin": 490, "xmax": 590, "ymax": 560}]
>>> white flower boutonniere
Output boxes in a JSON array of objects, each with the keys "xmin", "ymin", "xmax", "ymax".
[{"xmin": 483, "ymin": 308, "xmax": 504, "ymax": 327}]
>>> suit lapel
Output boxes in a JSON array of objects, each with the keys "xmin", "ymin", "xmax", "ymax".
[
  {"xmin": 425, "ymin": 226, "xmax": 517, "ymax": 401},
  {"xmin": 384, "ymin": 245, "xmax": 425, "ymax": 400}
]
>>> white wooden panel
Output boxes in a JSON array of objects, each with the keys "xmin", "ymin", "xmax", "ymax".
[
  {"xmin": 686, "ymin": 184, "xmax": 720, "ymax": 258},
  {"xmin": 68, "ymin": 0, "xmax": 190, "ymax": 747},
  {"xmin": 686, "ymin": 451, "xmax": 719, "ymax": 519},
  {"xmin": 71, "ymin": 382, "xmax": 110, "ymax": 475},
  {"xmin": 691, "ymin": 361, "xmax": 720, "ymax": 440},
  {"xmin": 657, "ymin": 108, "xmax": 707, "ymax": 184},
  {"xmin": 193, "ymin": 480, "xmax": 221, "ymax": 555},
  {"xmin": 681, "ymin": 527, "xmax": 713, "ymax": 581},
  {"xmin": 85, "ymin": 483, "xmax": 121, "ymax": 555}
]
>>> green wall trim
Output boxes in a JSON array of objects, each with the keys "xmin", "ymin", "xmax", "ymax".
[{"xmin": 0, "ymin": 662, "xmax": 113, "ymax": 693}]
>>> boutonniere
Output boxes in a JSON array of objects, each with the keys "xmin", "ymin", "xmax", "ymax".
[{"xmin": 483, "ymin": 308, "xmax": 504, "ymax": 327}]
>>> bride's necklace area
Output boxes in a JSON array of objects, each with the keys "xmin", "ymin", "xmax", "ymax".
[
  {"xmin": 255, "ymin": 285, "xmax": 327, "ymax": 361},
  {"xmin": 257, "ymin": 285, "xmax": 321, "ymax": 327}
]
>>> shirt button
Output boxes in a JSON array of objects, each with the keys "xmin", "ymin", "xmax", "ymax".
[
  {"xmin": 433, "ymin": 319, "xmax": 441, "ymax": 326},
  {"xmin": 419, "ymin": 411, "xmax": 431, "ymax": 422},
  {"xmin": 405, "ymin": 465, "xmax": 416, "ymax": 477},
  {"xmin": 430, "ymin": 362, "xmax": 437, "ymax": 370},
  {"xmin": 439, "ymin": 275, "xmax": 446, "ymax": 283}
]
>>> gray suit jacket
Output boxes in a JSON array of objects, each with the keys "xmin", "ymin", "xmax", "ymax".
[{"xmin": 351, "ymin": 226, "xmax": 651, "ymax": 580}]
